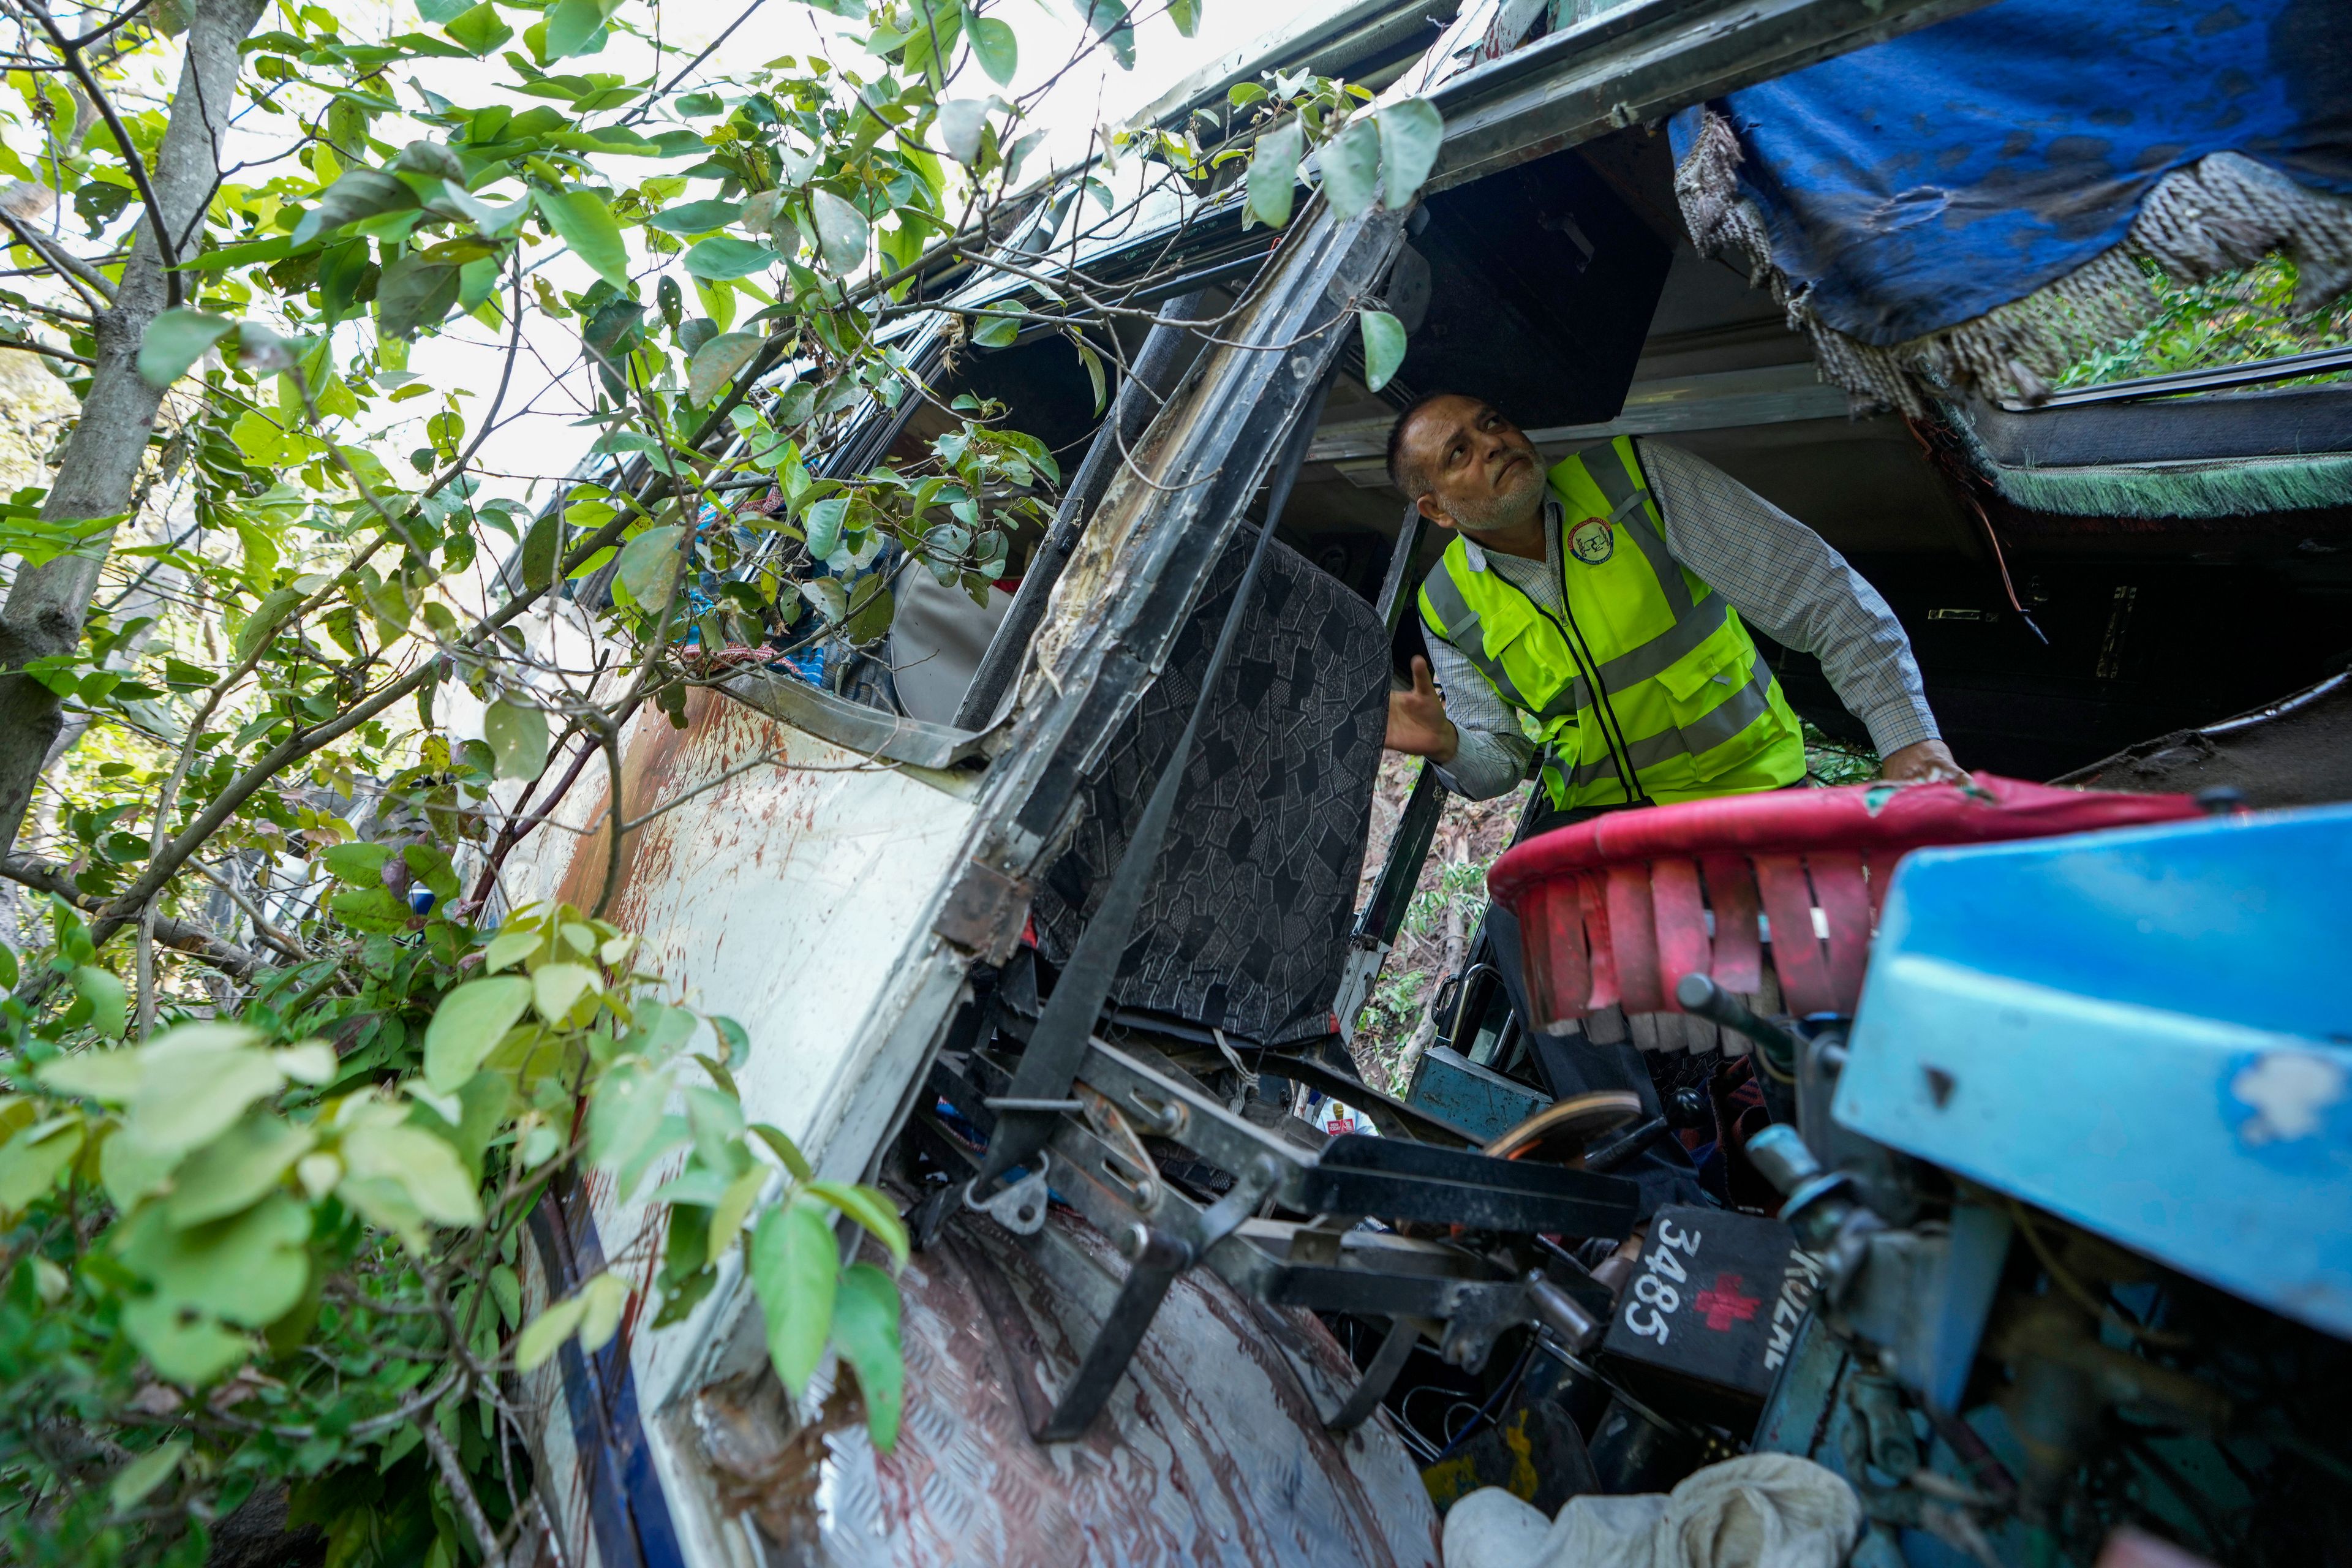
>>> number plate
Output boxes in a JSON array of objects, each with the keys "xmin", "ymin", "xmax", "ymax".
[{"xmin": 1600, "ymin": 1204, "xmax": 1824, "ymax": 1401}]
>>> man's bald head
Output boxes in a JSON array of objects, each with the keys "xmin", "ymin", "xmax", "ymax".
[{"xmin": 1385, "ymin": 393, "xmax": 1547, "ymax": 537}]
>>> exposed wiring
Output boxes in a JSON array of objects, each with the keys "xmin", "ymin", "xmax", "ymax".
[
  {"xmin": 1428, "ymin": 1339, "xmax": 1539, "ymax": 1466},
  {"xmin": 2009, "ymin": 1200, "xmax": 2192, "ymax": 1349}
]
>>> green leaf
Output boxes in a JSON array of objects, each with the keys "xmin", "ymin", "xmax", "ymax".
[
  {"xmin": 417, "ymin": 0, "xmax": 472, "ymax": 20},
  {"xmin": 34, "ymin": 1046, "xmax": 141, "ymax": 1102},
  {"xmin": 750, "ymin": 1199, "xmax": 837, "ymax": 1395},
  {"xmin": 1378, "ymin": 97, "xmax": 1444, "ymax": 209},
  {"xmin": 424, "ymin": 976, "xmax": 532, "ymax": 1091},
  {"xmin": 292, "ymin": 169, "xmax": 420, "ymax": 247},
  {"xmin": 577, "ymin": 1270, "xmax": 630, "ymax": 1352},
  {"xmin": 164, "ymin": 1114, "xmax": 315, "ymax": 1228},
  {"xmin": 804, "ymin": 1180, "xmax": 910, "ymax": 1269},
  {"xmin": 119, "ymin": 1297, "xmax": 251, "ymax": 1385},
  {"xmin": 109, "ymin": 1440, "xmax": 189, "ymax": 1514},
  {"xmin": 590, "ymin": 1065, "xmax": 685, "ymax": 1200},
  {"xmin": 1071, "ymin": 335, "xmax": 1108, "ymax": 414},
  {"xmin": 491, "ymin": 1262, "xmax": 524, "ymax": 1329},
  {"xmin": 519, "ymin": 510, "xmax": 561, "ymax": 591},
  {"xmin": 935, "ymin": 98, "xmax": 989, "ymax": 166},
  {"xmin": 442, "ymin": 1, "xmax": 513, "ymax": 53},
  {"xmin": 831, "ymin": 1262, "xmax": 903, "ymax": 1450},
  {"xmin": 0, "ymin": 1119, "xmax": 85, "ymax": 1217},
  {"xmin": 483, "ymin": 696, "xmax": 550, "ymax": 782},
  {"xmin": 1069, "ymin": 0, "xmax": 1133, "ymax": 69},
  {"xmin": 126, "ymin": 1028, "xmax": 283, "ymax": 1159},
  {"xmin": 706, "ymin": 1166, "xmax": 767, "ymax": 1268},
  {"xmin": 329, "ymin": 886, "xmax": 411, "ymax": 934},
  {"xmin": 1360, "ymin": 308, "xmax": 1406, "ymax": 394},
  {"xmin": 537, "ymin": 188, "xmax": 630, "ymax": 291},
  {"xmin": 1319, "ymin": 115, "xmax": 1381, "ymax": 218},
  {"xmin": 802, "ymin": 499, "xmax": 849, "ymax": 562},
  {"xmin": 542, "ymin": 0, "xmax": 609, "ymax": 58},
  {"xmin": 233, "ymin": 586, "xmax": 306, "ymax": 662},
  {"xmin": 515, "ymin": 1292, "xmax": 586, "ymax": 1371},
  {"xmin": 687, "ymin": 331, "xmax": 762, "ymax": 405},
  {"xmin": 275, "ymin": 1040, "xmax": 336, "ymax": 1085},
  {"xmin": 682, "ymin": 235, "xmax": 780, "ymax": 281},
  {"xmin": 1167, "ymin": 0, "xmax": 1198, "ymax": 34},
  {"xmin": 808, "ymin": 189, "xmax": 870, "ymax": 275},
  {"xmin": 137, "ymin": 310, "xmax": 234, "ymax": 389},
  {"xmin": 483, "ymin": 925, "xmax": 543, "ymax": 973},
  {"xmin": 967, "ymin": 15, "xmax": 1017, "ymax": 83},
  {"xmin": 1246, "ymin": 119, "xmax": 1303, "ymax": 230},
  {"xmin": 531, "ymin": 961, "xmax": 597, "ymax": 1023},
  {"xmin": 749, "ymin": 1123, "xmax": 813, "ymax": 1182},
  {"xmin": 339, "ymin": 1122, "xmax": 484, "ymax": 1237},
  {"xmin": 0, "ymin": 941, "xmax": 15, "ymax": 990},
  {"xmin": 179, "ymin": 233, "xmax": 295, "ymax": 271},
  {"xmin": 102, "ymin": 1129, "xmax": 178, "ymax": 1210},
  {"xmin": 970, "ymin": 309, "xmax": 1019, "ymax": 348},
  {"xmin": 322, "ymin": 841, "xmax": 392, "ymax": 883},
  {"xmin": 374, "ymin": 254, "xmax": 462, "ymax": 339},
  {"xmin": 645, "ymin": 198, "xmax": 742, "ymax": 235},
  {"xmin": 404, "ymin": 842, "xmax": 462, "ymax": 901},
  {"xmin": 74, "ymin": 965, "xmax": 127, "ymax": 1039},
  {"xmin": 118, "ymin": 1192, "xmax": 311, "ymax": 1325},
  {"xmin": 614, "ymin": 525, "xmax": 684, "ymax": 609}
]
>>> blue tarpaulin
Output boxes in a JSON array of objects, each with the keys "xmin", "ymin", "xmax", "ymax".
[{"xmin": 1668, "ymin": 0, "xmax": 2352, "ymax": 349}]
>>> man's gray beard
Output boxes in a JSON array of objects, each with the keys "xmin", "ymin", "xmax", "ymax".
[{"xmin": 1450, "ymin": 466, "xmax": 1545, "ymax": 535}]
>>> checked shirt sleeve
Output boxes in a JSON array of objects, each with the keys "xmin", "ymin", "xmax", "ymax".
[
  {"xmin": 1420, "ymin": 624, "xmax": 1537, "ymax": 800},
  {"xmin": 1638, "ymin": 440, "xmax": 1942, "ymax": 758}
]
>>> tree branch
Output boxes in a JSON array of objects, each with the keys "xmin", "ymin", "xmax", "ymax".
[
  {"xmin": 0, "ymin": 208, "xmax": 116, "ymax": 306},
  {"xmin": 420, "ymin": 1413, "xmax": 502, "ymax": 1563},
  {"xmin": 28, "ymin": 1, "xmax": 183, "ymax": 307},
  {"xmin": 1, "ymin": 853, "xmax": 272, "ymax": 980}
]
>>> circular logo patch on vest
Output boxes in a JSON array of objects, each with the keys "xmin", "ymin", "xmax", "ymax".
[{"xmin": 1568, "ymin": 518, "xmax": 1615, "ymax": 565}]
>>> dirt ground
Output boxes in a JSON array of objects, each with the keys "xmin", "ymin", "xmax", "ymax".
[{"xmin": 1344, "ymin": 755, "xmax": 1531, "ymax": 1092}]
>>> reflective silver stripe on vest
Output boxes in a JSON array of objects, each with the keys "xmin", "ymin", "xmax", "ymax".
[
  {"xmin": 1532, "ymin": 592, "xmax": 1733, "ymax": 722},
  {"xmin": 1547, "ymin": 657, "xmax": 1778, "ymax": 791},
  {"xmin": 1430, "ymin": 440, "xmax": 1737, "ymax": 747},
  {"xmin": 1420, "ymin": 567, "xmax": 1537, "ymax": 713},
  {"xmin": 1578, "ymin": 441, "xmax": 1692, "ymax": 616}
]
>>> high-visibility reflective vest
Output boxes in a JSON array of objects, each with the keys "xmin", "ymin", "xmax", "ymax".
[{"xmin": 1416, "ymin": 437, "xmax": 1806, "ymax": 810}]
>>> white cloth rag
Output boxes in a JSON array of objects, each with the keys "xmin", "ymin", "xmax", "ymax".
[{"xmin": 1444, "ymin": 1453, "xmax": 1862, "ymax": 1568}]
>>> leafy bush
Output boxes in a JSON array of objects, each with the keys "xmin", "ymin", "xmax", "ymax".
[
  {"xmin": 2059, "ymin": 255, "xmax": 2352, "ymax": 390},
  {"xmin": 0, "ymin": 898, "xmax": 903, "ymax": 1564}
]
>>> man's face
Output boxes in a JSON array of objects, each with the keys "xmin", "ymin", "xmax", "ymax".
[{"xmin": 1400, "ymin": 396, "xmax": 1545, "ymax": 536}]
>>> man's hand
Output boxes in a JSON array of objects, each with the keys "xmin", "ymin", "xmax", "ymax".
[
  {"xmin": 1385, "ymin": 657, "xmax": 1460, "ymax": 763},
  {"xmin": 1880, "ymin": 739, "xmax": 1965, "ymax": 785}
]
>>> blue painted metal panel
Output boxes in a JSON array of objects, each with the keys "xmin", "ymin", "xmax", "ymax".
[
  {"xmin": 1840, "ymin": 805, "xmax": 2352, "ymax": 1339},
  {"xmin": 1408, "ymin": 1046, "xmax": 1548, "ymax": 1144}
]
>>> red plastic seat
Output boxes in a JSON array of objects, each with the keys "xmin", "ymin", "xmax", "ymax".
[{"xmin": 1484, "ymin": 775, "xmax": 2204, "ymax": 1028}]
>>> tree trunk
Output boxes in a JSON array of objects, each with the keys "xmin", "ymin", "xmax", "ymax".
[{"xmin": 0, "ymin": 0, "xmax": 270, "ymax": 851}]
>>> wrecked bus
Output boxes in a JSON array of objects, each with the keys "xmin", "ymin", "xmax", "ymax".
[{"xmin": 498, "ymin": 0, "xmax": 2352, "ymax": 1562}]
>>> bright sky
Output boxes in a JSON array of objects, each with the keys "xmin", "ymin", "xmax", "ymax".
[{"xmin": 380, "ymin": 0, "xmax": 1330, "ymax": 505}]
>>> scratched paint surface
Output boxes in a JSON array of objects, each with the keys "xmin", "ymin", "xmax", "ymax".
[
  {"xmin": 505, "ymin": 685, "xmax": 973, "ymax": 1162},
  {"xmin": 503, "ymin": 685, "xmax": 980, "ymax": 1566},
  {"xmin": 801, "ymin": 1216, "xmax": 1443, "ymax": 1568}
]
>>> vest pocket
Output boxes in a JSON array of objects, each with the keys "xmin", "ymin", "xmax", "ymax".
[
  {"xmin": 1657, "ymin": 638, "xmax": 1757, "ymax": 780},
  {"xmin": 1482, "ymin": 616, "xmax": 1581, "ymax": 715}
]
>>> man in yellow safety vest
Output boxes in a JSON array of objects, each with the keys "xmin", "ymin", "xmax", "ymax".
[{"xmin": 1385, "ymin": 393, "xmax": 1961, "ymax": 1212}]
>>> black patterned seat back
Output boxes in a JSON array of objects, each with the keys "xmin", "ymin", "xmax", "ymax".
[{"xmin": 1031, "ymin": 529, "xmax": 1390, "ymax": 1047}]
